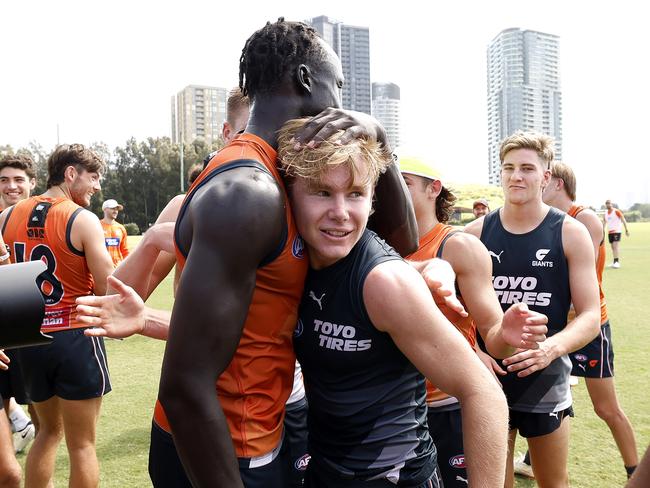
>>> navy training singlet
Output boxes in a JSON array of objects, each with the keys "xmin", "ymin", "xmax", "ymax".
[
  {"xmin": 294, "ymin": 229, "xmax": 436, "ymax": 484},
  {"xmin": 480, "ymin": 207, "xmax": 572, "ymax": 413}
]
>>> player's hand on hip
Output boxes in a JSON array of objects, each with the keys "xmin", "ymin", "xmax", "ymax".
[
  {"xmin": 501, "ymin": 302, "xmax": 548, "ymax": 349},
  {"xmin": 77, "ymin": 275, "xmax": 146, "ymax": 339}
]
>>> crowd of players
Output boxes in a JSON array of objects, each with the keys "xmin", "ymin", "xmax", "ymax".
[{"xmin": 0, "ymin": 18, "xmax": 645, "ymax": 488}]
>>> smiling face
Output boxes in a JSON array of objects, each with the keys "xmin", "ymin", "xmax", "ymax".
[
  {"xmin": 0, "ymin": 166, "xmax": 35, "ymax": 207},
  {"xmin": 289, "ymin": 163, "xmax": 373, "ymax": 270},
  {"xmin": 501, "ymin": 148, "xmax": 550, "ymax": 206},
  {"xmin": 67, "ymin": 166, "xmax": 101, "ymax": 208}
]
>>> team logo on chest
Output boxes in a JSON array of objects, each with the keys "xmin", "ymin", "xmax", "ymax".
[
  {"xmin": 292, "ymin": 235, "xmax": 305, "ymax": 259},
  {"xmin": 532, "ymin": 248, "xmax": 553, "ymax": 267}
]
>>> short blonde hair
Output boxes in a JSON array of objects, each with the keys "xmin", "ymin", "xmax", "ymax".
[
  {"xmin": 499, "ymin": 130, "xmax": 555, "ymax": 169},
  {"xmin": 277, "ymin": 118, "xmax": 391, "ymax": 188},
  {"xmin": 550, "ymin": 161, "xmax": 576, "ymax": 201}
]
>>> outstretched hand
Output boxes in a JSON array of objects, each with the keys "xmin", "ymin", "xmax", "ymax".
[
  {"xmin": 420, "ymin": 258, "xmax": 468, "ymax": 318},
  {"xmin": 0, "ymin": 350, "xmax": 9, "ymax": 371},
  {"xmin": 501, "ymin": 302, "xmax": 548, "ymax": 350},
  {"xmin": 291, "ymin": 108, "xmax": 389, "ymax": 149},
  {"xmin": 77, "ymin": 276, "xmax": 146, "ymax": 339}
]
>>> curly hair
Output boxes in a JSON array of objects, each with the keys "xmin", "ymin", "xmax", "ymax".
[
  {"xmin": 277, "ymin": 118, "xmax": 390, "ymax": 189},
  {"xmin": 0, "ymin": 154, "xmax": 36, "ymax": 179},
  {"xmin": 47, "ymin": 144, "xmax": 105, "ymax": 189},
  {"xmin": 239, "ymin": 18, "xmax": 325, "ymax": 99}
]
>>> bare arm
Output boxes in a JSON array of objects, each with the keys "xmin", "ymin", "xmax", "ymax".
[
  {"xmin": 119, "ymin": 225, "xmax": 130, "ymax": 258},
  {"xmin": 503, "ymin": 218, "xmax": 601, "ymax": 377},
  {"xmin": 364, "ymin": 260, "xmax": 508, "ymax": 487},
  {"xmin": 73, "ymin": 211, "xmax": 114, "ymax": 296},
  {"xmin": 0, "ymin": 210, "xmax": 11, "ymax": 266},
  {"xmin": 159, "ymin": 168, "xmax": 286, "ymax": 488},
  {"xmin": 444, "ymin": 233, "xmax": 547, "ymax": 357},
  {"xmin": 575, "ymin": 210, "xmax": 603, "ymax": 261}
]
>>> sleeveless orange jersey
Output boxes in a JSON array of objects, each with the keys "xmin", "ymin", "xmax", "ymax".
[
  {"xmin": 101, "ymin": 221, "xmax": 129, "ymax": 267},
  {"xmin": 407, "ymin": 223, "xmax": 476, "ymax": 405},
  {"xmin": 153, "ymin": 133, "xmax": 308, "ymax": 458},
  {"xmin": 568, "ymin": 205, "xmax": 608, "ymax": 324},
  {"xmin": 1, "ymin": 196, "xmax": 94, "ymax": 332}
]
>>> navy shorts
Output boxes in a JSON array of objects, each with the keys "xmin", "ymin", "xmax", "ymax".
[
  {"xmin": 509, "ymin": 406, "xmax": 574, "ymax": 438},
  {"xmin": 0, "ymin": 350, "xmax": 31, "ymax": 404},
  {"xmin": 283, "ymin": 396, "xmax": 310, "ymax": 487},
  {"xmin": 571, "ymin": 321, "xmax": 614, "ymax": 378},
  {"xmin": 427, "ymin": 405, "xmax": 467, "ymax": 488},
  {"xmin": 18, "ymin": 328, "xmax": 111, "ymax": 402},
  {"xmin": 608, "ymin": 233, "xmax": 621, "ymax": 243},
  {"xmin": 149, "ymin": 421, "xmax": 289, "ymax": 488}
]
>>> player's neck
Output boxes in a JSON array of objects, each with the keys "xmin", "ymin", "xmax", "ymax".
[
  {"xmin": 554, "ymin": 195, "xmax": 572, "ymax": 213},
  {"xmin": 102, "ymin": 217, "xmax": 115, "ymax": 225},
  {"xmin": 42, "ymin": 185, "xmax": 71, "ymax": 201},
  {"xmin": 416, "ymin": 213, "xmax": 439, "ymax": 239},
  {"xmin": 501, "ymin": 199, "xmax": 549, "ymax": 234},
  {"xmin": 246, "ymin": 95, "xmax": 302, "ymax": 149}
]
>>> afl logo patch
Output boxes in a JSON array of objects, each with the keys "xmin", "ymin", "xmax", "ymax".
[
  {"xmin": 449, "ymin": 454, "xmax": 466, "ymax": 468},
  {"xmin": 574, "ymin": 354, "xmax": 587, "ymax": 362},
  {"xmin": 292, "ymin": 236, "xmax": 305, "ymax": 259},
  {"xmin": 294, "ymin": 319, "xmax": 304, "ymax": 338},
  {"xmin": 295, "ymin": 453, "xmax": 311, "ymax": 471}
]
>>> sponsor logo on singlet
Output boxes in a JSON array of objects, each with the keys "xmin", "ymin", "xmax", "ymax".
[
  {"xmin": 532, "ymin": 248, "xmax": 553, "ymax": 267},
  {"xmin": 27, "ymin": 228, "xmax": 45, "ymax": 239},
  {"xmin": 294, "ymin": 319, "xmax": 304, "ymax": 338},
  {"xmin": 313, "ymin": 319, "xmax": 372, "ymax": 352},
  {"xmin": 488, "ymin": 249, "xmax": 504, "ymax": 263},
  {"xmin": 294, "ymin": 453, "xmax": 311, "ymax": 471},
  {"xmin": 292, "ymin": 235, "xmax": 305, "ymax": 259},
  {"xmin": 449, "ymin": 454, "xmax": 466, "ymax": 468},
  {"xmin": 105, "ymin": 237, "xmax": 120, "ymax": 247},
  {"xmin": 492, "ymin": 275, "xmax": 552, "ymax": 306},
  {"xmin": 574, "ymin": 353, "xmax": 588, "ymax": 362}
]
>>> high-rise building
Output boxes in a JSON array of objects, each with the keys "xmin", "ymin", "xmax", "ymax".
[
  {"xmin": 487, "ymin": 28, "xmax": 563, "ymax": 184},
  {"xmin": 308, "ymin": 15, "xmax": 371, "ymax": 114},
  {"xmin": 171, "ymin": 85, "xmax": 227, "ymax": 144},
  {"xmin": 372, "ymin": 82, "xmax": 400, "ymax": 149}
]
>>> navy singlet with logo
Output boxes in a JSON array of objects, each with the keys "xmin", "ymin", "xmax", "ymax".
[
  {"xmin": 294, "ymin": 229, "xmax": 436, "ymax": 484},
  {"xmin": 480, "ymin": 207, "xmax": 572, "ymax": 413}
]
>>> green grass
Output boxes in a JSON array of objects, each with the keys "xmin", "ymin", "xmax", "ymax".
[{"xmin": 17, "ymin": 228, "xmax": 650, "ymax": 486}]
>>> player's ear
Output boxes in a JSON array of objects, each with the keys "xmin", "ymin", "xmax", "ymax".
[{"xmin": 296, "ymin": 64, "xmax": 313, "ymax": 94}]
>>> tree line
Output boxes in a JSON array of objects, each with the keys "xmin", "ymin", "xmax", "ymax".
[{"xmin": 1, "ymin": 137, "xmax": 222, "ymax": 232}]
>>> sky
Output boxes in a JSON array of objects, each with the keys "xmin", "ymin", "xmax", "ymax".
[{"xmin": 2, "ymin": 0, "xmax": 649, "ymax": 208}]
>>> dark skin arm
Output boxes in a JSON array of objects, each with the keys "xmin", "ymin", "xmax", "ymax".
[
  {"xmin": 158, "ymin": 167, "xmax": 286, "ymax": 488},
  {"xmin": 293, "ymin": 107, "xmax": 418, "ymax": 255}
]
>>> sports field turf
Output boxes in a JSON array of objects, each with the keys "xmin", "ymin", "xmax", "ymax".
[{"xmin": 18, "ymin": 223, "xmax": 649, "ymax": 486}]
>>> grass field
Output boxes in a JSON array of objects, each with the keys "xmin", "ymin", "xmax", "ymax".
[{"xmin": 18, "ymin": 224, "xmax": 650, "ymax": 486}]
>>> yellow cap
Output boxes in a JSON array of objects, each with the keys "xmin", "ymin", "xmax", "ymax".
[{"xmin": 398, "ymin": 155, "xmax": 443, "ymax": 181}]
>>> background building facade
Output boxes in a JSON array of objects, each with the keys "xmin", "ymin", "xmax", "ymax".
[
  {"xmin": 487, "ymin": 28, "xmax": 563, "ymax": 184},
  {"xmin": 371, "ymin": 82, "xmax": 400, "ymax": 148},
  {"xmin": 309, "ymin": 15, "xmax": 371, "ymax": 114},
  {"xmin": 171, "ymin": 85, "xmax": 227, "ymax": 144}
]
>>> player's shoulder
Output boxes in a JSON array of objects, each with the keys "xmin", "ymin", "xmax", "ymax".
[{"xmin": 463, "ymin": 215, "xmax": 485, "ymax": 238}]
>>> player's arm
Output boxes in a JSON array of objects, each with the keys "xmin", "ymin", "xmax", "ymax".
[
  {"xmin": 291, "ymin": 107, "xmax": 418, "ymax": 255},
  {"xmin": 158, "ymin": 168, "xmax": 286, "ymax": 488},
  {"xmin": 74, "ymin": 211, "xmax": 115, "ymax": 296},
  {"xmin": 365, "ymin": 260, "xmax": 508, "ymax": 487},
  {"xmin": 119, "ymin": 225, "xmax": 129, "ymax": 258},
  {"xmin": 619, "ymin": 209, "xmax": 630, "ymax": 235},
  {"xmin": 0, "ymin": 232, "xmax": 10, "ymax": 266},
  {"xmin": 503, "ymin": 218, "xmax": 600, "ymax": 377},
  {"xmin": 443, "ymin": 233, "xmax": 547, "ymax": 357},
  {"xmin": 575, "ymin": 210, "xmax": 604, "ymax": 262}
]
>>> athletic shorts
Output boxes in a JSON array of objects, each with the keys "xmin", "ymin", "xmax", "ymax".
[
  {"xmin": 0, "ymin": 350, "xmax": 31, "ymax": 404},
  {"xmin": 508, "ymin": 406, "xmax": 574, "ymax": 438},
  {"xmin": 427, "ymin": 405, "xmax": 467, "ymax": 488},
  {"xmin": 608, "ymin": 233, "xmax": 621, "ymax": 243},
  {"xmin": 570, "ymin": 321, "xmax": 614, "ymax": 378},
  {"xmin": 18, "ymin": 328, "xmax": 111, "ymax": 402},
  {"xmin": 303, "ymin": 455, "xmax": 442, "ymax": 488},
  {"xmin": 283, "ymin": 396, "xmax": 310, "ymax": 487},
  {"xmin": 149, "ymin": 421, "xmax": 289, "ymax": 488}
]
